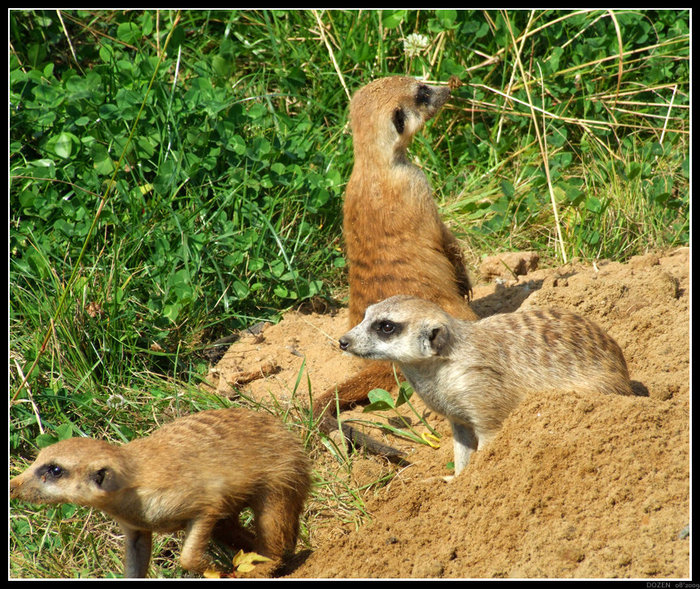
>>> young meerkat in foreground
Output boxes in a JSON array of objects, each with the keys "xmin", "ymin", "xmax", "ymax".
[
  {"xmin": 313, "ymin": 76, "xmax": 478, "ymax": 454},
  {"xmin": 339, "ymin": 295, "xmax": 634, "ymax": 478},
  {"xmin": 10, "ymin": 408, "xmax": 311, "ymax": 578}
]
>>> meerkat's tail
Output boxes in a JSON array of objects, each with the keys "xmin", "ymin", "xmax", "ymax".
[{"xmin": 312, "ymin": 361, "xmax": 407, "ymax": 463}]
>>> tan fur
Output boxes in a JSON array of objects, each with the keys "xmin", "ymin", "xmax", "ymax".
[
  {"xmin": 313, "ymin": 77, "xmax": 477, "ymax": 447},
  {"xmin": 340, "ymin": 295, "xmax": 634, "ymax": 477},
  {"xmin": 10, "ymin": 408, "xmax": 311, "ymax": 578}
]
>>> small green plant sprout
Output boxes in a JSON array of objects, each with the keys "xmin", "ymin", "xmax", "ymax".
[
  {"xmin": 361, "ymin": 381, "xmax": 441, "ymax": 447},
  {"xmin": 35, "ymin": 422, "xmax": 74, "ymax": 450}
]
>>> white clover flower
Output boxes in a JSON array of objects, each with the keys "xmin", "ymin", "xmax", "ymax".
[
  {"xmin": 106, "ymin": 393, "xmax": 126, "ymax": 408},
  {"xmin": 403, "ymin": 33, "xmax": 430, "ymax": 58}
]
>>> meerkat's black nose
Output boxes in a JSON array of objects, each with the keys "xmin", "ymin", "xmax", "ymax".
[{"xmin": 339, "ymin": 337, "xmax": 349, "ymax": 351}]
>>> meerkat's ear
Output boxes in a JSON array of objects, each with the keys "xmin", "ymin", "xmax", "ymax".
[
  {"xmin": 420, "ymin": 323, "xmax": 452, "ymax": 357},
  {"xmin": 90, "ymin": 467, "xmax": 122, "ymax": 493},
  {"xmin": 429, "ymin": 323, "xmax": 453, "ymax": 357}
]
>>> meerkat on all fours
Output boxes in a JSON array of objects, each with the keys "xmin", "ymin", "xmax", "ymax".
[
  {"xmin": 10, "ymin": 408, "xmax": 311, "ymax": 578},
  {"xmin": 312, "ymin": 76, "xmax": 478, "ymax": 455},
  {"xmin": 339, "ymin": 295, "xmax": 634, "ymax": 480}
]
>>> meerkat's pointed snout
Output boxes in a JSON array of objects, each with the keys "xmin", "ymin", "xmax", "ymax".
[
  {"xmin": 10, "ymin": 472, "xmax": 26, "ymax": 499},
  {"xmin": 422, "ymin": 84, "xmax": 451, "ymax": 118}
]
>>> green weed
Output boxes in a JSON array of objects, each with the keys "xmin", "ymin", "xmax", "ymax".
[{"xmin": 361, "ymin": 382, "xmax": 442, "ymax": 446}]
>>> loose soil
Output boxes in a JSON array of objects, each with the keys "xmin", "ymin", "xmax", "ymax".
[{"xmin": 208, "ymin": 247, "xmax": 690, "ymax": 579}]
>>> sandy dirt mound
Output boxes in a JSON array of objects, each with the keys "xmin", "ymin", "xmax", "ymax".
[{"xmin": 207, "ymin": 247, "xmax": 690, "ymax": 579}]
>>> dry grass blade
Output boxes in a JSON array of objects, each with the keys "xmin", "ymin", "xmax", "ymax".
[
  {"xmin": 496, "ymin": 11, "xmax": 535, "ymax": 143},
  {"xmin": 58, "ymin": 10, "xmax": 140, "ymax": 52},
  {"xmin": 659, "ymin": 85, "xmax": 678, "ymax": 147},
  {"xmin": 312, "ymin": 10, "xmax": 350, "ymax": 100},
  {"xmin": 499, "ymin": 10, "xmax": 567, "ymax": 263},
  {"xmin": 606, "ymin": 10, "xmax": 624, "ymax": 111},
  {"xmin": 56, "ymin": 10, "xmax": 82, "ymax": 73}
]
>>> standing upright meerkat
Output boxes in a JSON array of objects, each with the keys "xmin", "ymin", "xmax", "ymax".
[
  {"xmin": 339, "ymin": 295, "xmax": 634, "ymax": 478},
  {"xmin": 10, "ymin": 408, "xmax": 311, "ymax": 578},
  {"xmin": 312, "ymin": 76, "xmax": 478, "ymax": 453}
]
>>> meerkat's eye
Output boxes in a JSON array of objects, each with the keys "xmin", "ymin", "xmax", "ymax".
[
  {"xmin": 379, "ymin": 321, "xmax": 395, "ymax": 334},
  {"xmin": 45, "ymin": 465, "xmax": 64, "ymax": 479},
  {"xmin": 374, "ymin": 320, "xmax": 400, "ymax": 337},
  {"xmin": 392, "ymin": 107, "xmax": 406, "ymax": 134},
  {"xmin": 416, "ymin": 84, "xmax": 431, "ymax": 106}
]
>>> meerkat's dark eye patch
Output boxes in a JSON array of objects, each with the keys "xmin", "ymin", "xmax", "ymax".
[
  {"xmin": 415, "ymin": 84, "xmax": 432, "ymax": 106},
  {"xmin": 392, "ymin": 107, "xmax": 406, "ymax": 134},
  {"xmin": 373, "ymin": 320, "xmax": 402, "ymax": 338}
]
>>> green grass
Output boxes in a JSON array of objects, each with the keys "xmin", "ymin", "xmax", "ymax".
[{"xmin": 9, "ymin": 9, "xmax": 689, "ymax": 578}]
